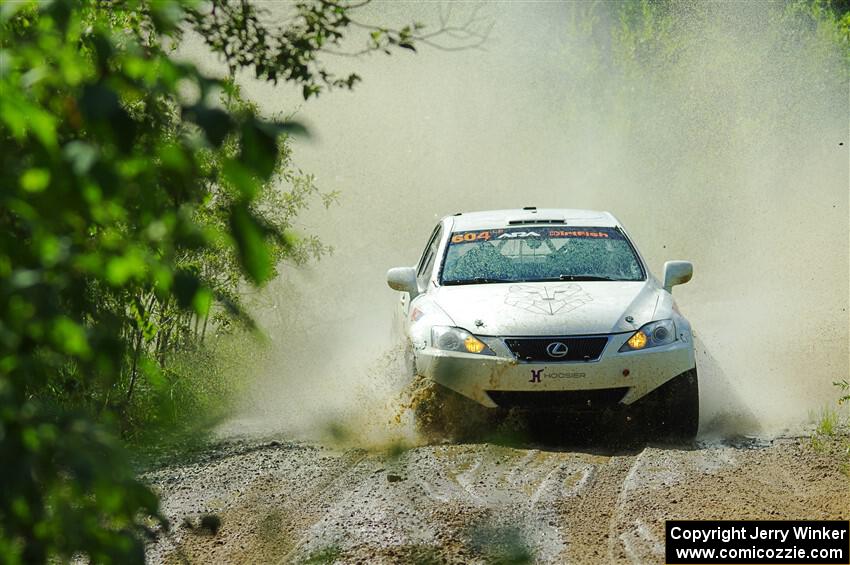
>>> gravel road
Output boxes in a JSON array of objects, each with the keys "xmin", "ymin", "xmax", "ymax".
[{"xmin": 144, "ymin": 432, "xmax": 848, "ymax": 564}]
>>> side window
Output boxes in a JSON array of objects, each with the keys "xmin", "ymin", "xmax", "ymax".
[{"xmin": 416, "ymin": 225, "xmax": 442, "ymax": 289}]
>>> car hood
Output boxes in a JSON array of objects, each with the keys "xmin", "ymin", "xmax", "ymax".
[{"xmin": 432, "ymin": 281, "xmax": 661, "ymax": 336}]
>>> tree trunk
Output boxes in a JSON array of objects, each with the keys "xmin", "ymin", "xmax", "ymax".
[{"xmin": 125, "ymin": 327, "xmax": 143, "ymax": 405}]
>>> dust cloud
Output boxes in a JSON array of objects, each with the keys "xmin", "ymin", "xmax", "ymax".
[{"xmin": 182, "ymin": 2, "xmax": 848, "ymax": 443}]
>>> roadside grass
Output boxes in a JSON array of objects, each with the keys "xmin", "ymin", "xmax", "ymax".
[
  {"xmin": 126, "ymin": 330, "xmax": 266, "ymax": 468},
  {"xmin": 302, "ymin": 546, "xmax": 342, "ymax": 564},
  {"xmin": 809, "ymin": 381, "xmax": 850, "ymax": 476},
  {"xmin": 815, "ymin": 409, "xmax": 839, "ymax": 438}
]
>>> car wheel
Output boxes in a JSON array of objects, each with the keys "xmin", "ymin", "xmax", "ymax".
[
  {"xmin": 652, "ymin": 368, "xmax": 699, "ymax": 441},
  {"xmin": 414, "ymin": 382, "xmax": 500, "ymax": 443}
]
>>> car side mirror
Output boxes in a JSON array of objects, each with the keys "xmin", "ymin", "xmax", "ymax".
[
  {"xmin": 663, "ymin": 261, "xmax": 693, "ymax": 293},
  {"xmin": 387, "ymin": 266, "xmax": 419, "ymax": 297}
]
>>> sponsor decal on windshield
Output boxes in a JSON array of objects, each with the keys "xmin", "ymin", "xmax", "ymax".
[
  {"xmin": 450, "ymin": 227, "xmax": 620, "ymax": 244},
  {"xmin": 548, "ymin": 229, "xmax": 610, "ymax": 238}
]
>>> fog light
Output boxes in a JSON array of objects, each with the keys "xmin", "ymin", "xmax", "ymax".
[
  {"xmin": 464, "ymin": 335, "xmax": 486, "ymax": 354},
  {"xmin": 627, "ymin": 331, "xmax": 647, "ymax": 350}
]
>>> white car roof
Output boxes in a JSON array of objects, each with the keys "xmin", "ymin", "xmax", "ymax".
[{"xmin": 446, "ymin": 208, "xmax": 622, "ymax": 231}]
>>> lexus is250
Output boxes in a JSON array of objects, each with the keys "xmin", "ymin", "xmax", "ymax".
[{"xmin": 387, "ymin": 208, "xmax": 698, "ymax": 438}]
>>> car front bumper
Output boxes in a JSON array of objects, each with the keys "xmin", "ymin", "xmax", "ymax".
[{"xmin": 414, "ymin": 333, "xmax": 696, "ymax": 409}]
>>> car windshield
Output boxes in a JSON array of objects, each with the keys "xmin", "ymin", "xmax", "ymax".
[{"xmin": 441, "ymin": 226, "xmax": 644, "ymax": 285}]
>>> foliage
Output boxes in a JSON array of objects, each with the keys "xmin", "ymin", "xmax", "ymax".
[
  {"xmin": 824, "ymin": 380, "xmax": 850, "ymax": 470},
  {"xmin": 0, "ymin": 0, "xmax": 448, "ymax": 561},
  {"xmin": 186, "ymin": 0, "xmax": 488, "ymax": 98},
  {"xmin": 834, "ymin": 379, "xmax": 850, "ymax": 406},
  {"xmin": 0, "ymin": 1, "xmax": 285, "ymax": 559}
]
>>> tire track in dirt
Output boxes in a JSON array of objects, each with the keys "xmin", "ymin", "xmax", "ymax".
[
  {"xmin": 240, "ymin": 449, "xmax": 373, "ymax": 564},
  {"xmin": 275, "ymin": 444, "xmax": 617, "ymax": 563},
  {"xmin": 590, "ymin": 440, "xmax": 847, "ymax": 564},
  {"xmin": 553, "ymin": 450, "xmax": 643, "ymax": 564},
  {"xmin": 611, "ymin": 449, "xmax": 665, "ymax": 564},
  {"xmin": 145, "ymin": 436, "xmax": 849, "ymax": 564},
  {"xmin": 146, "ymin": 444, "xmax": 375, "ymax": 564}
]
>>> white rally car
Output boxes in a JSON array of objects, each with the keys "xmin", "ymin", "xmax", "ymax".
[{"xmin": 387, "ymin": 208, "xmax": 699, "ymax": 438}]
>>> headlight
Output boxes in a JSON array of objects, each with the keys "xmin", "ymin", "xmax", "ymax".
[
  {"xmin": 431, "ymin": 326, "xmax": 496, "ymax": 355},
  {"xmin": 618, "ymin": 319, "xmax": 676, "ymax": 352}
]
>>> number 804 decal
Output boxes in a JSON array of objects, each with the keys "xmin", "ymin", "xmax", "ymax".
[{"xmin": 450, "ymin": 230, "xmax": 502, "ymax": 243}]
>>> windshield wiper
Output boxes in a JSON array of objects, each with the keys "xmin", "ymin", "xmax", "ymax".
[
  {"xmin": 443, "ymin": 277, "xmax": 515, "ymax": 285},
  {"xmin": 558, "ymin": 274, "xmax": 621, "ymax": 281},
  {"xmin": 444, "ymin": 275, "xmax": 628, "ymax": 285}
]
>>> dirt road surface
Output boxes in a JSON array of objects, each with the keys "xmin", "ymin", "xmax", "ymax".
[{"xmin": 144, "ymin": 432, "xmax": 848, "ymax": 564}]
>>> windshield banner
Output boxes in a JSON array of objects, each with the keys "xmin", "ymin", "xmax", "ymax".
[{"xmin": 449, "ymin": 227, "xmax": 623, "ymax": 244}]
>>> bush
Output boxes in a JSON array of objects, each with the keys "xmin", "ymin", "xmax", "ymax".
[{"xmin": 0, "ymin": 0, "xmax": 432, "ymax": 560}]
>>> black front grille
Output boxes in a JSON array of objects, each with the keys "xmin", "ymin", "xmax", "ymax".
[
  {"xmin": 504, "ymin": 336, "xmax": 609, "ymax": 362},
  {"xmin": 486, "ymin": 388, "xmax": 629, "ymax": 410}
]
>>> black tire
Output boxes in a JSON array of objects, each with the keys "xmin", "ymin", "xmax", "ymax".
[{"xmin": 652, "ymin": 368, "xmax": 699, "ymax": 441}]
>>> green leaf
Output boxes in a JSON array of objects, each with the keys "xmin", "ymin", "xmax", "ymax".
[
  {"xmin": 11, "ymin": 497, "xmax": 31, "ymax": 521},
  {"xmin": 79, "ymin": 83, "xmax": 121, "ymax": 121},
  {"xmin": 148, "ymin": 0, "xmax": 187, "ymax": 33},
  {"xmin": 105, "ymin": 251, "xmax": 147, "ymax": 286},
  {"xmin": 21, "ymin": 428, "xmax": 41, "ymax": 452},
  {"xmin": 239, "ymin": 119, "xmax": 278, "ymax": 180},
  {"xmin": 153, "ymin": 265, "xmax": 173, "ymax": 295},
  {"xmin": 140, "ymin": 356, "xmax": 166, "ymax": 391},
  {"xmin": 3, "ymin": 97, "xmax": 59, "ymax": 149},
  {"xmin": 221, "ymin": 159, "xmax": 258, "ymax": 198},
  {"xmin": 184, "ymin": 105, "xmax": 234, "ymax": 147},
  {"xmin": 38, "ymin": 234, "xmax": 64, "ymax": 265},
  {"xmin": 51, "ymin": 317, "xmax": 91, "ymax": 357},
  {"xmin": 159, "ymin": 142, "xmax": 190, "ymax": 173},
  {"xmin": 20, "ymin": 168, "xmax": 51, "ymax": 192},
  {"xmin": 173, "ymin": 270, "xmax": 201, "ymax": 309},
  {"xmin": 229, "ymin": 202, "xmax": 271, "ymax": 284},
  {"xmin": 264, "ymin": 119, "xmax": 309, "ymax": 138},
  {"xmin": 29, "ymin": 107, "xmax": 58, "ymax": 149},
  {"xmin": 192, "ymin": 287, "xmax": 212, "ymax": 317}
]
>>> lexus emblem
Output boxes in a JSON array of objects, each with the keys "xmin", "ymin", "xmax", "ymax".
[{"xmin": 546, "ymin": 341, "xmax": 569, "ymax": 358}]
